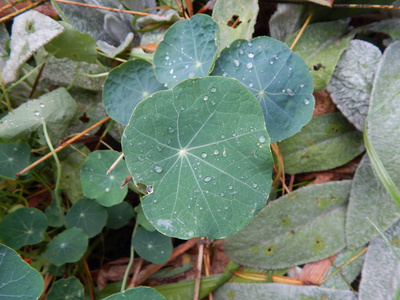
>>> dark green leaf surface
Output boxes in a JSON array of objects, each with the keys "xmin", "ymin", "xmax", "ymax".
[
  {"xmin": 106, "ymin": 201, "xmax": 134, "ymax": 229},
  {"xmin": 135, "ymin": 204, "xmax": 156, "ymax": 232},
  {"xmin": 0, "ymin": 244, "xmax": 44, "ymax": 299},
  {"xmin": 122, "ymin": 77, "xmax": 273, "ymax": 239},
  {"xmin": 278, "ymin": 113, "xmax": 364, "ymax": 174},
  {"xmin": 46, "ymin": 277, "xmax": 84, "ymax": 300},
  {"xmin": 66, "ymin": 198, "xmax": 108, "ymax": 238},
  {"xmin": 0, "ymin": 142, "xmax": 30, "ymax": 179},
  {"xmin": 154, "ymin": 14, "xmax": 218, "ymax": 88},
  {"xmin": 225, "ymin": 181, "xmax": 351, "ymax": 269},
  {"xmin": 212, "ymin": 37, "xmax": 314, "ymax": 142},
  {"xmin": 131, "ymin": 227, "xmax": 172, "ymax": 264},
  {"xmin": 45, "ymin": 228, "xmax": 88, "ymax": 266},
  {"xmin": 81, "ymin": 150, "xmax": 130, "ymax": 207},
  {"xmin": 0, "ymin": 208, "xmax": 47, "ymax": 249},
  {"xmin": 103, "ymin": 286, "xmax": 165, "ymax": 300},
  {"xmin": 103, "ymin": 59, "xmax": 166, "ymax": 125},
  {"xmin": 45, "ymin": 21, "xmax": 97, "ymax": 63}
]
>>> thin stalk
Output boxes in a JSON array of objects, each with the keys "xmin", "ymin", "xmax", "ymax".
[
  {"xmin": 66, "ymin": 72, "xmax": 108, "ymax": 91},
  {"xmin": 121, "ymin": 221, "xmax": 140, "ymax": 292},
  {"xmin": 50, "ymin": 0, "xmax": 70, "ymax": 23},
  {"xmin": 289, "ymin": 11, "xmax": 314, "ymax": 51}
]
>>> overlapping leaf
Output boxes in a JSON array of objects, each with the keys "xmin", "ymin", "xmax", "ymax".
[
  {"xmin": 47, "ymin": 277, "xmax": 84, "ymax": 300},
  {"xmin": 0, "ymin": 142, "xmax": 30, "ymax": 179}
]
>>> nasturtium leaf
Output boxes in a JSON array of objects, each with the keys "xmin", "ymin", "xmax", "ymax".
[
  {"xmin": 106, "ymin": 201, "xmax": 134, "ymax": 229},
  {"xmin": 45, "ymin": 228, "xmax": 88, "ymax": 266},
  {"xmin": 103, "ymin": 59, "xmax": 166, "ymax": 125},
  {"xmin": 66, "ymin": 198, "xmax": 108, "ymax": 238},
  {"xmin": 153, "ymin": 14, "xmax": 218, "ymax": 88},
  {"xmin": 0, "ymin": 208, "xmax": 47, "ymax": 250},
  {"xmin": 225, "ymin": 181, "xmax": 351, "ymax": 269},
  {"xmin": 213, "ymin": 283, "xmax": 357, "ymax": 300},
  {"xmin": 211, "ymin": 0, "xmax": 258, "ymax": 51},
  {"xmin": 0, "ymin": 87, "xmax": 77, "ymax": 141},
  {"xmin": 135, "ymin": 204, "xmax": 156, "ymax": 232},
  {"xmin": 47, "ymin": 277, "xmax": 84, "ymax": 300},
  {"xmin": 103, "ymin": 286, "xmax": 165, "ymax": 300},
  {"xmin": 1, "ymin": 10, "xmax": 63, "ymax": 84},
  {"xmin": 278, "ymin": 113, "xmax": 364, "ymax": 174},
  {"xmin": 0, "ymin": 142, "xmax": 30, "ymax": 179},
  {"xmin": 122, "ymin": 77, "xmax": 273, "ymax": 239},
  {"xmin": 212, "ymin": 37, "xmax": 315, "ymax": 142},
  {"xmin": 287, "ymin": 20, "xmax": 353, "ymax": 91},
  {"xmin": 0, "ymin": 244, "xmax": 44, "ymax": 299},
  {"xmin": 327, "ymin": 40, "xmax": 381, "ymax": 131},
  {"xmin": 81, "ymin": 150, "xmax": 130, "ymax": 207},
  {"xmin": 45, "ymin": 21, "xmax": 97, "ymax": 63},
  {"xmin": 131, "ymin": 227, "xmax": 172, "ymax": 264},
  {"xmin": 359, "ymin": 219, "xmax": 400, "ymax": 300}
]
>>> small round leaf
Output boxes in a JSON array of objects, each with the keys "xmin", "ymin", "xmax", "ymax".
[
  {"xmin": 45, "ymin": 228, "xmax": 88, "ymax": 266},
  {"xmin": 212, "ymin": 37, "xmax": 315, "ymax": 142},
  {"xmin": 0, "ymin": 208, "xmax": 47, "ymax": 249},
  {"xmin": 81, "ymin": 150, "xmax": 130, "ymax": 207},
  {"xmin": 122, "ymin": 77, "xmax": 273, "ymax": 239},
  {"xmin": 154, "ymin": 14, "xmax": 218, "ymax": 88},
  {"xmin": 106, "ymin": 201, "xmax": 134, "ymax": 229},
  {"xmin": 0, "ymin": 244, "xmax": 44, "ymax": 299},
  {"xmin": 46, "ymin": 277, "xmax": 84, "ymax": 300},
  {"xmin": 131, "ymin": 227, "xmax": 172, "ymax": 264},
  {"xmin": 66, "ymin": 198, "xmax": 108, "ymax": 238},
  {"xmin": 0, "ymin": 142, "xmax": 30, "ymax": 179},
  {"xmin": 103, "ymin": 59, "xmax": 166, "ymax": 125}
]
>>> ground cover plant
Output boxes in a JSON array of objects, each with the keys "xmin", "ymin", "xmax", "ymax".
[{"xmin": 0, "ymin": 0, "xmax": 400, "ymax": 299}]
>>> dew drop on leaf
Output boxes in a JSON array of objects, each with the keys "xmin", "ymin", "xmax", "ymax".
[
  {"xmin": 203, "ymin": 95, "xmax": 208, "ymax": 101},
  {"xmin": 210, "ymin": 87, "xmax": 216, "ymax": 93},
  {"xmin": 154, "ymin": 165, "xmax": 163, "ymax": 173},
  {"xmin": 34, "ymin": 111, "xmax": 40, "ymax": 116},
  {"xmin": 233, "ymin": 59, "xmax": 240, "ymax": 67},
  {"xmin": 201, "ymin": 152, "xmax": 207, "ymax": 158},
  {"xmin": 287, "ymin": 88, "xmax": 295, "ymax": 96},
  {"xmin": 248, "ymin": 52, "xmax": 254, "ymax": 58},
  {"xmin": 39, "ymin": 103, "xmax": 44, "ymax": 108},
  {"xmin": 167, "ymin": 126, "xmax": 174, "ymax": 133},
  {"xmin": 213, "ymin": 149, "xmax": 219, "ymax": 155},
  {"xmin": 304, "ymin": 98, "xmax": 310, "ymax": 105},
  {"xmin": 204, "ymin": 176, "xmax": 212, "ymax": 182},
  {"xmin": 246, "ymin": 62, "xmax": 253, "ymax": 69},
  {"xmin": 105, "ymin": 187, "xmax": 110, "ymax": 192}
]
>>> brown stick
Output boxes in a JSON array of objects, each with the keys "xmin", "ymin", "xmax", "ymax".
[
  {"xmin": 16, "ymin": 116, "xmax": 111, "ymax": 177},
  {"xmin": 193, "ymin": 237, "xmax": 204, "ymax": 300}
]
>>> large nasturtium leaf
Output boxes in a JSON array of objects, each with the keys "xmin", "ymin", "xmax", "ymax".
[
  {"xmin": 0, "ymin": 142, "xmax": 30, "ymax": 179},
  {"xmin": 131, "ymin": 227, "xmax": 172, "ymax": 264},
  {"xmin": 45, "ymin": 228, "xmax": 88, "ymax": 266},
  {"xmin": 103, "ymin": 59, "xmax": 166, "ymax": 125},
  {"xmin": 327, "ymin": 40, "xmax": 382, "ymax": 131},
  {"xmin": 224, "ymin": 181, "xmax": 351, "ymax": 269},
  {"xmin": 122, "ymin": 77, "xmax": 273, "ymax": 239},
  {"xmin": 153, "ymin": 14, "xmax": 218, "ymax": 88},
  {"xmin": 104, "ymin": 286, "xmax": 165, "ymax": 300},
  {"xmin": 47, "ymin": 277, "xmax": 84, "ymax": 300},
  {"xmin": 45, "ymin": 21, "xmax": 97, "ymax": 63},
  {"xmin": 0, "ymin": 88, "xmax": 77, "ymax": 141},
  {"xmin": 213, "ymin": 283, "xmax": 357, "ymax": 300},
  {"xmin": 278, "ymin": 113, "xmax": 364, "ymax": 174},
  {"xmin": 66, "ymin": 198, "xmax": 108, "ymax": 238},
  {"xmin": 0, "ymin": 208, "xmax": 47, "ymax": 250},
  {"xmin": 287, "ymin": 20, "xmax": 353, "ymax": 91},
  {"xmin": 1, "ymin": 10, "xmax": 63, "ymax": 84},
  {"xmin": 211, "ymin": 37, "xmax": 314, "ymax": 143},
  {"xmin": 211, "ymin": 0, "xmax": 259, "ymax": 51},
  {"xmin": 0, "ymin": 244, "xmax": 44, "ymax": 299},
  {"xmin": 81, "ymin": 150, "xmax": 130, "ymax": 207},
  {"xmin": 359, "ymin": 219, "xmax": 400, "ymax": 300}
]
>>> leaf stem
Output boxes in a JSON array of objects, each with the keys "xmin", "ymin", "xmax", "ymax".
[
  {"xmin": 121, "ymin": 221, "xmax": 140, "ymax": 292},
  {"xmin": 289, "ymin": 11, "xmax": 314, "ymax": 51},
  {"xmin": 66, "ymin": 72, "xmax": 108, "ymax": 91}
]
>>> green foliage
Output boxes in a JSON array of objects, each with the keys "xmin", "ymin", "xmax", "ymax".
[
  {"xmin": 0, "ymin": 142, "xmax": 30, "ymax": 179},
  {"xmin": 103, "ymin": 286, "xmax": 166, "ymax": 300},
  {"xmin": 106, "ymin": 201, "xmax": 134, "ymax": 229},
  {"xmin": 47, "ymin": 277, "xmax": 85, "ymax": 300}
]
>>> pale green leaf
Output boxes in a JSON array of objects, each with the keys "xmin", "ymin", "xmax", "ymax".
[{"xmin": 47, "ymin": 277, "xmax": 84, "ymax": 300}]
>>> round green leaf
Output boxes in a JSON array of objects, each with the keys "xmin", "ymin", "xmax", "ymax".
[
  {"xmin": 0, "ymin": 208, "xmax": 47, "ymax": 250},
  {"xmin": 103, "ymin": 286, "xmax": 165, "ymax": 300},
  {"xmin": 122, "ymin": 77, "xmax": 273, "ymax": 239},
  {"xmin": 0, "ymin": 142, "xmax": 30, "ymax": 179},
  {"xmin": 154, "ymin": 14, "xmax": 218, "ymax": 88},
  {"xmin": 103, "ymin": 59, "xmax": 166, "ymax": 125},
  {"xmin": 0, "ymin": 244, "xmax": 44, "ymax": 299},
  {"xmin": 66, "ymin": 198, "xmax": 108, "ymax": 238},
  {"xmin": 46, "ymin": 277, "xmax": 84, "ymax": 300},
  {"xmin": 45, "ymin": 228, "xmax": 88, "ymax": 266},
  {"xmin": 106, "ymin": 201, "xmax": 134, "ymax": 229},
  {"xmin": 81, "ymin": 150, "xmax": 130, "ymax": 207},
  {"xmin": 131, "ymin": 227, "xmax": 172, "ymax": 264},
  {"xmin": 211, "ymin": 37, "xmax": 315, "ymax": 142}
]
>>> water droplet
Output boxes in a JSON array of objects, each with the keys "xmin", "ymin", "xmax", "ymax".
[
  {"xmin": 304, "ymin": 98, "xmax": 310, "ymax": 105},
  {"xmin": 154, "ymin": 165, "xmax": 163, "ymax": 173},
  {"xmin": 220, "ymin": 134, "xmax": 225, "ymax": 139},
  {"xmin": 201, "ymin": 152, "xmax": 207, "ymax": 158},
  {"xmin": 168, "ymin": 126, "xmax": 174, "ymax": 133},
  {"xmin": 249, "ymin": 82, "xmax": 254, "ymax": 88},
  {"xmin": 228, "ymin": 184, "xmax": 233, "ymax": 190},
  {"xmin": 222, "ymin": 72, "xmax": 228, "ymax": 77},
  {"xmin": 204, "ymin": 176, "xmax": 212, "ymax": 182},
  {"xmin": 34, "ymin": 111, "xmax": 40, "ymax": 116},
  {"xmin": 180, "ymin": 106, "xmax": 185, "ymax": 111},
  {"xmin": 185, "ymin": 64, "xmax": 189, "ymax": 68},
  {"xmin": 165, "ymin": 55, "xmax": 169, "ymax": 60},
  {"xmin": 269, "ymin": 60, "xmax": 274, "ymax": 64},
  {"xmin": 210, "ymin": 87, "xmax": 216, "ymax": 93},
  {"xmin": 169, "ymin": 69, "xmax": 174, "ymax": 74},
  {"xmin": 248, "ymin": 42, "xmax": 253, "ymax": 46},
  {"xmin": 163, "ymin": 83, "xmax": 168, "ymax": 87},
  {"xmin": 274, "ymin": 55, "xmax": 279, "ymax": 60},
  {"xmin": 248, "ymin": 52, "xmax": 255, "ymax": 58},
  {"xmin": 211, "ymin": 100, "xmax": 216, "ymax": 106},
  {"xmin": 252, "ymin": 182, "xmax": 258, "ymax": 188},
  {"xmin": 39, "ymin": 103, "xmax": 44, "ymax": 108},
  {"xmin": 233, "ymin": 59, "xmax": 240, "ymax": 67},
  {"xmin": 220, "ymin": 192, "xmax": 225, "ymax": 196},
  {"xmin": 222, "ymin": 148, "xmax": 227, "ymax": 157},
  {"xmin": 105, "ymin": 187, "xmax": 110, "ymax": 192},
  {"xmin": 287, "ymin": 88, "xmax": 295, "ymax": 96},
  {"xmin": 300, "ymin": 83, "xmax": 304, "ymax": 88},
  {"xmin": 238, "ymin": 49, "xmax": 244, "ymax": 55},
  {"xmin": 213, "ymin": 150, "xmax": 219, "ymax": 155},
  {"xmin": 147, "ymin": 185, "xmax": 153, "ymax": 194},
  {"xmin": 203, "ymin": 95, "xmax": 208, "ymax": 101},
  {"xmin": 167, "ymin": 139, "xmax": 171, "ymax": 145},
  {"xmin": 232, "ymin": 133, "xmax": 237, "ymax": 137}
]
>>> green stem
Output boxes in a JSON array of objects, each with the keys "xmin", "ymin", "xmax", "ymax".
[
  {"xmin": 50, "ymin": 0, "xmax": 70, "ymax": 23},
  {"xmin": 0, "ymin": 70, "xmax": 11, "ymax": 111},
  {"xmin": 42, "ymin": 121, "xmax": 65, "ymax": 225},
  {"xmin": 121, "ymin": 221, "xmax": 140, "ymax": 291},
  {"xmin": 66, "ymin": 72, "xmax": 108, "ymax": 90},
  {"xmin": 96, "ymin": 59, "xmax": 108, "ymax": 72}
]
